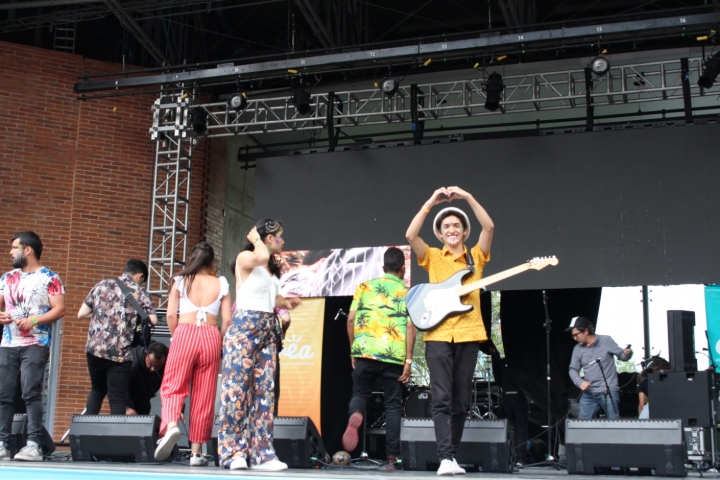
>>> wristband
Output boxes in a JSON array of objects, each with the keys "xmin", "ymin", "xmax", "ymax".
[
  {"xmin": 421, "ymin": 206, "xmax": 430, "ymax": 214},
  {"xmin": 405, "ymin": 359, "xmax": 413, "ymax": 365},
  {"xmin": 31, "ymin": 316, "xmax": 38, "ymax": 326},
  {"xmin": 253, "ymin": 238, "xmax": 262, "ymax": 244}
]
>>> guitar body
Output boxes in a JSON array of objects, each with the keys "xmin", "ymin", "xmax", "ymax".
[{"xmin": 407, "ymin": 269, "xmax": 474, "ymax": 331}]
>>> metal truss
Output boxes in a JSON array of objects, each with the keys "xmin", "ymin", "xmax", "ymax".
[
  {"xmin": 147, "ymin": 89, "xmax": 194, "ymax": 306},
  {"xmin": 153, "ymin": 56, "xmax": 714, "ymax": 138}
]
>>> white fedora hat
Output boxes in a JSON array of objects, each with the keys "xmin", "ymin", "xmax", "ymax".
[{"xmin": 433, "ymin": 207, "xmax": 471, "ymax": 242}]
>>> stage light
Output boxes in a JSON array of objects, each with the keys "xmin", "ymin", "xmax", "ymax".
[
  {"xmin": 590, "ymin": 56, "xmax": 610, "ymax": 76},
  {"xmin": 189, "ymin": 107, "xmax": 207, "ymax": 135},
  {"xmin": 292, "ymin": 88, "xmax": 312, "ymax": 115},
  {"xmin": 698, "ymin": 52, "xmax": 720, "ymax": 89},
  {"xmin": 379, "ymin": 77, "xmax": 399, "ymax": 96},
  {"xmin": 484, "ymin": 72, "xmax": 504, "ymax": 112},
  {"xmin": 227, "ymin": 92, "xmax": 248, "ymax": 111}
]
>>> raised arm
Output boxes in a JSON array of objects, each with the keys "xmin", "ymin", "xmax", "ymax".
[
  {"xmin": 406, "ymin": 188, "xmax": 450, "ymax": 260},
  {"xmin": 237, "ymin": 227, "xmax": 271, "ymax": 270},
  {"xmin": 447, "ymin": 186, "xmax": 494, "ymax": 257}
]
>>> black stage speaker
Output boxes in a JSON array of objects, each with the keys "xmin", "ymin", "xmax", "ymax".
[
  {"xmin": 69, "ymin": 414, "xmax": 159, "ymax": 462},
  {"xmin": 565, "ymin": 419, "xmax": 685, "ymax": 477},
  {"xmin": 649, "ymin": 370, "xmax": 713, "ymax": 428},
  {"xmin": 9, "ymin": 414, "xmax": 55, "ymax": 457},
  {"xmin": 273, "ymin": 417, "xmax": 326, "ymax": 468},
  {"xmin": 667, "ymin": 310, "xmax": 697, "ymax": 372},
  {"xmin": 400, "ymin": 418, "xmax": 513, "ymax": 473}
]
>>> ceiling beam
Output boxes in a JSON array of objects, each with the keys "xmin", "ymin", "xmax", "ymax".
[
  {"xmin": 103, "ymin": 0, "xmax": 169, "ymax": 65},
  {"xmin": 293, "ymin": 0, "xmax": 335, "ymax": 49},
  {"xmin": 74, "ymin": 11, "xmax": 720, "ymax": 93}
]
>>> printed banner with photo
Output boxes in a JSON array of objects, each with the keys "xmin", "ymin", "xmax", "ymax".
[
  {"xmin": 277, "ymin": 297, "xmax": 325, "ymax": 431},
  {"xmin": 278, "ymin": 246, "xmax": 412, "ymax": 298}
]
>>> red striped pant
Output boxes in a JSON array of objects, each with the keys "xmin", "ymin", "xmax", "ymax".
[{"xmin": 159, "ymin": 323, "xmax": 221, "ymax": 444}]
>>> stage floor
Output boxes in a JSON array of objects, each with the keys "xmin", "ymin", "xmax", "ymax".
[{"xmin": 1, "ymin": 458, "xmax": 717, "ymax": 480}]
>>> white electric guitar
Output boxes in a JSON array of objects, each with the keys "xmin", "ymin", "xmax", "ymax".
[{"xmin": 406, "ymin": 256, "xmax": 559, "ymax": 331}]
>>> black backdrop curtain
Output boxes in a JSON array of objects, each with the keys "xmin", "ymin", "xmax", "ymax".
[{"xmin": 499, "ymin": 288, "xmax": 602, "ymax": 425}]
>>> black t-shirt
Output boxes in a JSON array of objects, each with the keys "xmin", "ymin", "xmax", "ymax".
[
  {"xmin": 638, "ymin": 378, "xmax": 649, "ymax": 397},
  {"xmin": 126, "ymin": 344, "xmax": 163, "ymax": 414}
]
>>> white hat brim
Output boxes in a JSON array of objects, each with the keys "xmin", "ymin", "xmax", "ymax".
[{"xmin": 433, "ymin": 207, "xmax": 471, "ymax": 243}]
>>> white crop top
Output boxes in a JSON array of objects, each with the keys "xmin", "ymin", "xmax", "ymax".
[
  {"xmin": 174, "ymin": 275, "xmax": 229, "ymax": 325},
  {"xmin": 235, "ymin": 266, "xmax": 280, "ymax": 313}
]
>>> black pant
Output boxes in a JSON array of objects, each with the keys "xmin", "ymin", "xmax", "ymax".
[
  {"xmin": 348, "ymin": 358, "xmax": 404, "ymax": 457},
  {"xmin": 85, "ymin": 353, "xmax": 132, "ymax": 415},
  {"xmin": 504, "ymin": 392, "xmax": 529, "ymax": 462},
  {"xmin": 0, "ymin": 345, "xmax": 50, "ymax": 445},
  {"xmin": 426, "ymin": 341, "xmax": 480, "ymax": 461}
]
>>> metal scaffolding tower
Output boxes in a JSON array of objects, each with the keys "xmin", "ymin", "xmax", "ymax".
[{"xmin": 147, "ymin": 89, "xmax": 194, "ymax": 306}]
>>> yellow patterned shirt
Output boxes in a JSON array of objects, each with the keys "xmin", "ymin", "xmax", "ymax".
[{"xmin": 418, "ymin": 243, "xmax": 490, "ymax": 343}]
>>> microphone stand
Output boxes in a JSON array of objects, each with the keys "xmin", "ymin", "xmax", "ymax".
[
  {"xmin": 539, "ymin": 290, "xmax": 561, "ymax": 469},
  {"xmin": 594, "ymin": 358, "xmax": 617, "ymax": 419}
]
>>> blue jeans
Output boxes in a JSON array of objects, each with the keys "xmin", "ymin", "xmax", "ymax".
[{"xmin": 578, "ymin": 390, "xmax": 620, "ymax": 419}]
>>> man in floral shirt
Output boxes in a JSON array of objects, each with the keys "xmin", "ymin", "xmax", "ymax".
[
  {"xmin": 342, "ymin": 247, "xmax": 415, "ymax": 470},
  {"xmin": 78, "ymin": 259, "xmax": 157, "ymax": 416},
  {"xmin": 0, "ymin": 232, "xmax": 66, "ymax": 462}
]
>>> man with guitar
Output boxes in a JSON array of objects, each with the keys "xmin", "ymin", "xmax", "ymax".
[{"xmin": 406, "ymin": 186, "xmax": 494, "ymax": 476}]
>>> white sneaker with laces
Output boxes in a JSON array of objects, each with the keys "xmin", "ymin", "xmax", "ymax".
[
  {"xmin": 229, "ymin": 457, "xmax": 248, "ymax": 470},
  {"xmin": 250, "ymin": 459, "xmax": 288, "ymax": 471},
  {"xmin": 154, "ymin": 426, "xmax": 181, "ymax": 461},
  {"xmin": 14, "ymin": 444, "xmax": 42, "ymax": 462},
  {"xmin": 0, "ymin": 443, "xmax": 10, "ymax": 461},
  {"xmin": 190, "ymin": 454, "xmax": 208, "ymax": 466},
  {"xmin": 452, "ymin": 458, "xmax": 466, "ymax": 475},
  {"xmin": 437, "ymin": 458, "xmax": 455, "ymax": 476}
]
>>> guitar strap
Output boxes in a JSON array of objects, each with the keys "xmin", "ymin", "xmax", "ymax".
[{"xmin": 465, "ymin": 245, "xmax": 475, "ymax": 274}]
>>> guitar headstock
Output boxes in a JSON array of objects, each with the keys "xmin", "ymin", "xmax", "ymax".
[{"xmin": 527, "ymin": 256, "xmax": 559, "ymax": 270}]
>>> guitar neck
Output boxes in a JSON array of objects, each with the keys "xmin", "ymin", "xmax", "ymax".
[{"xmin": 457, "ymin": 263, "xmax": 530, "ymax": 296}]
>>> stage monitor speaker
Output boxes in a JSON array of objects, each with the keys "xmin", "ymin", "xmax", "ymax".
[
  {"xmin": 69, "ymin": 414, "xmax": 159, "ymax": 463},
  {"xmin": 648, "ymin": 370, "xmax": 713, "ymax": 428},
  {"xmin": 667, "ymin": 310, "xmax": 697, "ymax": 372},
  {"xmin": 9, "ymin": 414, "xmax": 55, "ymax": 458},
  {"xmin": 273, "ymin": 417, "xmax": 326, "ymax": 468},
  {"xmin": 565, "ymin": 419, "xmax": 685, "ymax": 477},
  {"xmin": 400, "ymin": 418, "xmax": 513, "ymax": 472}
]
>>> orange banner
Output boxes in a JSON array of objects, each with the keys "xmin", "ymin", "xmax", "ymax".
[{"xmin": 277, "ymin": 297, "xmax": 325, "ymax": 433}]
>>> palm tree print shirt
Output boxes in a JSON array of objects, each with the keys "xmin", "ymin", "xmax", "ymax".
[{"xmin": 349, "ymin": 273, "xmax": 408, "ymax": 365}]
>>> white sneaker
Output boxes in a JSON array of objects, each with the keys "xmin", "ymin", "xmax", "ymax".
[
  {"xmin": 250, "ymin": 459, "xmax": 288, "ymax": 471},
  {"xmin": 452, "ymin": 458, "xmax": 466, "ymax": 475},
  {"xmin": 190, "ymin": 454, "xmax": 208, "ymax": 466},
  {"xmin": 437, "ymin": 458, "xmax": 455, "ymax": 476},
  {"xmin": 0, "ymin": 443, "xmax": 11, "ymax": 461},
  {"xmin": 154, "ymin": 426, "xmax": 181, "ymax": 461},
  {"xmin": 229, "ymin": 457, "xmax": 248, "ymax": 470},
  {"xmin": 14, "ymin": 444, "xmax": 42, "ymax": 462}
]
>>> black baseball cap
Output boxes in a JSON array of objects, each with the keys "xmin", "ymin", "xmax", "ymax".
[{"xmin": 565, "ymin": 316, "xmax": 592, "ymax": 332}]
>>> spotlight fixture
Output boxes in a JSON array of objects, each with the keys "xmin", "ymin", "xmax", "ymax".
[
  {"xmin": 484, "ymin": 72, "xmax": 504, "ymax": 112},
  {"xmin": 227, "ymin": 92, "xmax": 248, "ymax": 111},
  {"xmin": 590, "ymin": 56, "xmax": 610, "ymax": 76},
  {"xmin": 189, "ymin": 107, "xmax": 208, "ymax": 135},
  {"xmin": 698, "ymin": 51, "xmax": 720, "ymax": 89},
  {"xmin": 292, "ymin": 88, "xmax": 312, "ymax": 115},
  {"xmin": 378, "ymin": 77, "xmax": 399, "ymax": 96}
]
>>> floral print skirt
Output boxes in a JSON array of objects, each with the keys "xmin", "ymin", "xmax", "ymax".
[{"xmin": 217, "ymin": 309, "xmax": 278, "ymax": 468}]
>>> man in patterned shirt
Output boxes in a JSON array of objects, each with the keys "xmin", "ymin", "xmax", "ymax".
[
  {"xmin": 342, "ymin": 247, "xmax": 415, "ymax": 471},
  {"xmin": 0, "ymin": 232, "xmax": 66, "ymax": 462},
  {"xmin": 406, "ymin": 186, "xmax": 494, "ymax": 476},
  {"xmin": 78, "ymin": 259, "xmax": 157, "ymax": 416}
]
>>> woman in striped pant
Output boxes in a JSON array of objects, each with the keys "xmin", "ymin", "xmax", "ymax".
[
  {"xmin": 218, "ymin": 219, "xmax": 300, "ymax": 471},
  {"xmin": 154, "ymin": 242, "xmax": 231, "ymax": 466}
]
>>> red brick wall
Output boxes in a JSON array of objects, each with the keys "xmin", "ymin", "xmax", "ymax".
[{"xmin": 0, "ymin": 41, "xmax": 225, "ymax": 438}]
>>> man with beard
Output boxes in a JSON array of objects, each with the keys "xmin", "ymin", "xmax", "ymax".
[{"xmin": 0, "ymin": 232, "xmax": 66, "ymax": 461}]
